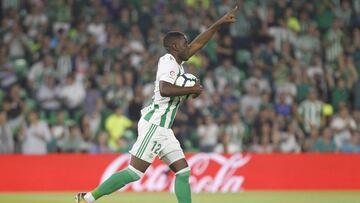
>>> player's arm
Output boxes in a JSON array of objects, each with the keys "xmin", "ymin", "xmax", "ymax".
[
  {"xmin": 159, "ymin": 80, "xmax": 202, "ymax": 97},
  {"xmin": 188, "ymin": 6, "xmax": 237, "ymax": 57}
]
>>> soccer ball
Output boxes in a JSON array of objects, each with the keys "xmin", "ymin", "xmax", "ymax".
[
  {"xmin": 175, "ymin": 73, "xmax": 197, "ymax": 87},
  {"xmin": 175, "ymin": 73, "xmax": 197, "ymax": 99}
]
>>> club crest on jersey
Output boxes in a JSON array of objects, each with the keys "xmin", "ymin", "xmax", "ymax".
[{"xmin": 170, "ymin": 71, "xmax": 176, "ymax": 78}]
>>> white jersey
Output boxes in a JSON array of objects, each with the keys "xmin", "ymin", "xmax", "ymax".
[{"xmin": 141, "ymin": 53, "xmax": 185, "ymax": 128}]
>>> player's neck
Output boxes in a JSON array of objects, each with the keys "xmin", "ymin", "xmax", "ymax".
[{"xmin": 168, "ymin": 51, "xmax": 182, "ymax": 64}]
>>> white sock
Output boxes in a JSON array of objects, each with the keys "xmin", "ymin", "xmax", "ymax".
[{"xmin": 84, "ymin": 192, "xmax": 95, "ymax": 203}]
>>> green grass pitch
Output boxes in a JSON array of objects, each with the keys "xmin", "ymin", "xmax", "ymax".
[{"xmin": 0, "ymin": 191, "xmax": 359, "ymax": 203}]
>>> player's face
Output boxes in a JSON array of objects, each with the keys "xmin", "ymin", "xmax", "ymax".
[{"xmin": 178, "ymin": 36, "xmax": 190, "ymax": 61}]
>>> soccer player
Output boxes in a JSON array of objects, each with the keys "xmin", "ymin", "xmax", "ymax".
[{"xmin": 76, "ymin": 5, "xmax": 237, "ymax": 203}]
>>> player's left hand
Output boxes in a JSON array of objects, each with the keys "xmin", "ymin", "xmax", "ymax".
[
  {"xmin": 191, "ymin": 79, "xmax": 202, "ymax": 98},
  {"xmin": 191, "ymin": 93, "xmax": 200, "ymax": 98},
  {"xmin": 217, "ymin": 5, "xmax": 238, "ymax": 25}
]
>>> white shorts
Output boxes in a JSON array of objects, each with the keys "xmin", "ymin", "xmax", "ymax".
[{"xmin": 129, "ymin": 118, "xmax": 184, "ymax": 164}]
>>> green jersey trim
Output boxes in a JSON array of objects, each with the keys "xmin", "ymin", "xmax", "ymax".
[{"xmin": 160, "ymin": 98, "xmax": 174, "ymax": 127}]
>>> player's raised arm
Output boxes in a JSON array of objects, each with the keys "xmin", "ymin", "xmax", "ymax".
[{"xmin": 188, "ymin": 5, "xmax": 238, "ymax": 57}]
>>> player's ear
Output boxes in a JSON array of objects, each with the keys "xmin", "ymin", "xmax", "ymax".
[{"xmin": 172, "ymin": 43, "xmax": 178, "ymax": 51}]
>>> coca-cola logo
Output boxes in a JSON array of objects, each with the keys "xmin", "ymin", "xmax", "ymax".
[{"xmin": 100, "ymin": 153, "xmax": 251, "ymax": 193}]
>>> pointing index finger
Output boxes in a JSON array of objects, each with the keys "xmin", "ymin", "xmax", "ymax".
[{"xmin": 228, "ymin": 5, "xmax": 238, "ymax": 14}]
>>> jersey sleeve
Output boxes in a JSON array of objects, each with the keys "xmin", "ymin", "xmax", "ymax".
[{"xmin": 158, "ymin": 57, "xmax": 179, "ymax": 84}]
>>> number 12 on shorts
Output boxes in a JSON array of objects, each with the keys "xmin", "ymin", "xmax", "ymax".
[{"xmin": 151, "ymin": 141, "xmax": 161, "ymax": 154}]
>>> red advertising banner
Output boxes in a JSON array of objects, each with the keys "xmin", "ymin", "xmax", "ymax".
[{"xmin": 0, "ymin": 153, "xmax": 359, "ymax": 192}]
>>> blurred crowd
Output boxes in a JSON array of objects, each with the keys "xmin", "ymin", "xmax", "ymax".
[{"xmin": 1, "ymin": 0, "xmax": 360, "ymax": 154}]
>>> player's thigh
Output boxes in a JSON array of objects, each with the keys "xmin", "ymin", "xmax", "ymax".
[
  {"xmin": 158, "ymin": 129, "xmax": 188, "ymax": 173},
  {"xmin": 129, "ymin": 155, "xmax": 151, "ymax": 173}
]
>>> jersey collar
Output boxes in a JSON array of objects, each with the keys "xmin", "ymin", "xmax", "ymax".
[{"xmin": 168, "ymin": 53, "xmax": 184, "ymax": 66}]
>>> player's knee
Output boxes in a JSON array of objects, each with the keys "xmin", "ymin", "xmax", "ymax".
[
  {"xmin": 175, "ymin": 166, "xmax": 190, "ymax": 176},
  {"xmin": 127, "ymin": 165, "xmax": 144, "ymax": 180}
]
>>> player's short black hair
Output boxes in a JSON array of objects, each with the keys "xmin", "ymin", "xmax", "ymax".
[{"xmin": 163, "ymin": 31, "xmax": 185, "ymax": 52}]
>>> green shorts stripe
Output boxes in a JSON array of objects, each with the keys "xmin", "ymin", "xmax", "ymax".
[
  {"xmin": 136, "ymin": 124, "xmax": 155, "ymax": 157},
  {"xmin": 138, "ymin": 125, "xmax": 158, "ymax": 158},
  {"xmin": 137, "ymin": 124, "xmax": 158, "ymax": 158}
]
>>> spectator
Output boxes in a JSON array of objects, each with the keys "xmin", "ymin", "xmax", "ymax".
[
  {"xmin": 28, "ymin": 54, "xmax": 55, "ymax": 90},
  {"xmin": 330, "ymin": 107, "xmax": 357, "ymax": 149},
  {"xmin": 128, "ymin": 85, "xmax": 144, "ymax": 123},
  {"xmin": 105, "ymin": 105, "xmax": 133, "ymax": 151},
  {"xmin": 316, "ymin": 1, "xmax": 335, "ymax": 33},
  {"xmin": 252, "ymin": 106, "xmax": 274, "ymax": 140},
  {"xmin": 55, "ymin": 44, "xmax": 73, "ymax": 83},
  {"xmin": 217, "ymin": 112, "xmax": 247, "ymax": 153},
  {"xmin": 0, "ymin": 46, "xmax": 17, "ymax": 89},
  {"xmin": 251, "ymin": 122, "xmax": 275, "ymax": 153},
  {"xmin": 275, "ymin": 74, "xmax": 297, "ymax": 105},
  {"xmin": 59, "ymin": 124, "xmax": 87, "ymax": 153},
  {"xmin": 295, "ymin": 23, "xmax": 321, "ymax": 65},
  {"xmin": 89, "ymin": 131, "xmax": 112, "ymax": 153},
  {"xmin": 22, "ymin": 111, "xmax": 51, "ymax": 154},
  {"xmin": 106, "ymin": 74, "xmax": 133, "ymax": 107},
  {"xmin": 87, "ymin": 15, "xmax": 106, "ymax": 45},
  {"xmin": 23, "ymin": 3, "xmax": 48, "ymax": 38},
  {"xmin": 331, "ymin": 78, "xmax": 349, "ymax": 111},
  {"xmin": 353, "ymin": 111, "xmax": 360, "ymax": 132},
  {"xmin": 275, "ymin": 93, "xmax": 291, "ymax": 117},
  {"xmin": 324, "ymin": 19, "xmax": 343, "ymax": 63},
  {"xmin": 3, "ymin": 84, "xmax": 25, "ymax": 132},
  {"xmin": 251, "ymin": 134, "xmax": 274, "ymax": 153},
  {"xmin": 79, "ymin": 113, "xmax": 96, "ymax": 143},
  {"xmin": 268, "ymin": 19, "xmax": 296, "ymax": 52},
  {"xmin": 59, "ymin": 73, "xmax": 86, "ymax": 118},
  {"xmin": 51, "ymin": 111, "xmax": 69, "ymax": 145},
  {"xmin": 74, "ymin": 46, "xmax": 90, "ymax": 79},
  {"xmin": 277, "ymin": 120, "xmax": 302, "ymax": 153},
  {"xmin": 314, "ymin": 128, "xmax": 337, "ymax": 152},
  {"xmin": 339, "ymin": 130, "xmax": 360, "ymax": 153},
  {"xmin": 297, "ymin": 89, "xmax": 323, "ymax": 134},
  {"xmin": 219, "ymin": 85, "xmax": 239, "ymax": 114},
  {"xmin": 36, "ymin": 76, "xmax": 61, "ymax": 115},
  {"xmin": 244, "ymin": 68, "xmax": 271, "ymax": 94},
  {"xmin": 197, "ymin": 115, "xmax": 219, "ymax": 152},
  {"xmin": 88, "ymin": 98, "xmax": 106, "ymax": 137},
  {"xmin": 303, "ymin": 127, "xmax": 320, "ymax": 152},
  {"xmin": 0, "ymin": 111, "xmax": 14, "ymax": 153},
  {"xmin": 240, "ymin": 84, "xmax": 262, "ymax": 116},
  {"xmin": 335, "ymin": 55, "xmax": 358, "ymax": 90},
  {"xmin": 335, "ymin": 0, "xmax": 352, "ymax": 26},
  {"xmin": 83, "ymin": 78, "xmax": 101, "ymax": 115},
  {"xmin": 3, "ymin": 23, "xmax": 29, "ymax": 59},
  {"xmin": 216, "ymin": 35, "xmax": 234, "ymax": 61},
  {"xmin": 214, "ymin": 58, "xmax": 243, "ymax": 92},
  {"xmin": 52, "ymin": 0, "xmax": 72, "ymax": 32},
  {"xmin": 13, "ymin": 124, "xmax": 25, "ymax": 153}
]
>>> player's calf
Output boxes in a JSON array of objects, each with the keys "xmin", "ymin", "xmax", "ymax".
[
  {"xmin": 175, "ymin": 167, "xmax": 191, "ymax": 203},
  {"xmin": 77, "ymin": 165, "xmax": 144, "ymax": 203}
]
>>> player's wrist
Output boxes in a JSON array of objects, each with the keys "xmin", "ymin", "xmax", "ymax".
[
  {"xmin": 189, "ymin": 86, "xmax": 199, "ymax": 94},
  {"xmin": 212, "ymin": 21, "xmax": 222, "ymax": 29}
]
